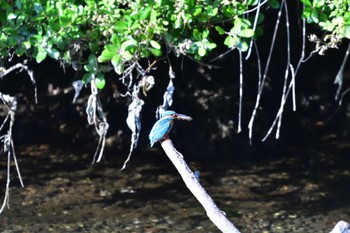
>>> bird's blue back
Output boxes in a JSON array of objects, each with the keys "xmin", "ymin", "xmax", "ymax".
[{"xmin": 149, "ymin": 117, "xmax": 174, "ymax": 147}]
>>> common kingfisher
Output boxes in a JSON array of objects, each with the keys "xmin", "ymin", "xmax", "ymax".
[{"xmin": 149, "ymin": 110, "xmax": 192, "ymax": 147}]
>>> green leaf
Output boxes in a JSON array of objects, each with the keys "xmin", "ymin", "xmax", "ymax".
[
  {"xmin": 88, "ymin": 54, "xmax": 98, "ymax": 66},
  {"xmin": 121, "ymin": 39, "xmax": 137, "ymax": 51},
  {"xmin": 311, "ymin": 9, "xmax": 319, "ymax": 23},
  {"xmin": 237, "ymin": 40, "xmax": 248, "ymax": 52},
  {"xmin": 344, "ymin": 26, "xmax": 350, "ymax": 39},
  {"xmin": 174, "ymin": 17, "xmax": 183, "ymax": 29},
  {"xmin": 150, "ymin": 48, "xmax": 162, "ymax": 57},
  {"xmin": 34, "ymin": 3, "xmax": 43, "ymax": 13},
  {"xmin": 313, "ymin": 0, "xmax": 325, "ymax": 8},
  {"xmin": 247, "ymin": 0, "xmax": 258, "ymax": 5},
  {"xmin": 15, "ymin": 0, "xmax": 22, "ymax": 10},
  {"xmin": 7, "ymin": 13, "xmax": 17, "ymax": 20},
  {"xmin": 206, "ymin": 42, "xmax": 217, "ymax": 50},
  {"xmin": 59, "ymin": 15, "xmax": 70, "ymax": 26},
  {"xmin": 256, "ymin": 13, "xmax": 265, "ymax": 24},
  {"xmin": 111, "ymin": 34, "xmax": 121, "ymax": 47},
  {"xmin": 300, "ymin": 0, "xmax": 311, "ymax": 6},
  {"xmin": 198, "ymin": 47, "xmax": 206, "ymax": 57},
  {"xmin": 47, "ymin": 48, "xmax": 60, "ymax": 59},
  {"xmin": 150, "ymin": 9, "xmax": 157, "ymax": 25},
  {"xmin": 150, "ymin": 40, "xmax": 161, "ymax": 49},
  {"xmin": 139, "ymin": 7, "xmax": 152, "ymax": 20},
  {"xmin": 121, "ymin": 50, "xmax": 134, "ymax": 61},
  {"xmin": 224, "ymin": 36, "xmax": 235, "ymax": 48},
  {"xmin": 82, "ymin": 72, "xmax": 94, "ymax": 84},
  {"xmin": 95, "ymin": 73, "xmax": 106, "ymax": 89},
  {"xmin": 98, "ymin": 49, "xmax": 115, "ymax": 62},
  {"xmin": 16, "ymin": 44, "xmax": 25, "ymax": 56},
  {"xmin": 202, "ymin": 30, "xmax": 209, "ymax": 38},
  {"xmin": 193, "ymin": 6, "xmax": 202, "ymax": 16},
  {"xmin": 254, "ymin": 27, "xmax": 264, "ymax": 37},
  {"xmin": 239, "ymin": 29, "xmax": 255, "ymax": 38},
  {"xmin": 115, "ymin": 21, "xmax": 128, "ymax": 32},
  {"xmin": 268, "ymin": 0, "xmax": 280, "ymax": 9},
  {"xmin": 114, "ymin": 62, "xmax": 124, "ymax": 75},
  {"xmin": 84, "ymin": 64, "xmax": 94, "ymax": 73},
  {"xmin": 111, "ymin": 54, "xmax": 121, "ymax": 67},
  {"xmin": 23, "ymin": 41, "xmax": 31, "ymax": 49},
  {"xmin": 215, "ymin": 26, "xmax": 226, "ymax": 35},
  {"xmin": 193, "ymin": 29, "xmax": 201, "ymax": 40},
  {"xmin": 105, "ymin": 44, "xmax": 118, "ymax": 53},
  {"xmin": 36, "ymin": 49, "xmax": 47, "ymax": 63}
]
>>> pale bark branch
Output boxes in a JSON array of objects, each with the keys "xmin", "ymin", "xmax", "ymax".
[
  {"xmin": 0, "ymin": 63, "xmax": 37, "ymax": 103},
  {"xmin": 160, "ymin": 139, "xmax": 240, "ymax": 233}
]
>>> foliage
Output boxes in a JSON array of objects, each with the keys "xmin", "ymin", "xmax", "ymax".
[
  {"xmin": 1, "ymin": 0, "xmax": 349, "ymax": 84},
  {"xmin": 0, "ymin": 0, "xmax": 270, "ymax": 88},
  {"xmin": 301, "ymin": 0, "xmax": 350, "ymax": 49}
]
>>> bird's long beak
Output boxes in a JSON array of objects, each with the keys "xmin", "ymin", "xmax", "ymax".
[{"xmin": 174, "ymin": 113, "xmax": 193, "ymax": 121}]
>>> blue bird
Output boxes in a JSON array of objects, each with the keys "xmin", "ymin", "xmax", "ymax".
[{"xmin": 149, "ymin": 110, "xmax": 192, "ymax": 147}]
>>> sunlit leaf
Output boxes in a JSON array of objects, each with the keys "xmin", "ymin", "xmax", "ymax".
[
  {"xmin": 150, "ymin": 9, "xmax": 157, "ymax": 24},
  {"xmin": 115, "ymin": 21, "xmax": 128, "ymax": 32},
  {"xmin": 139, "ymin": 6, "xmax": 152, "ymax": 20},
  {"xmin": 121, "ymin": 39, "xmax": 137, "ymax": 51},
  {"xmin": 313, "ymin": 0, "xmax": 325, "ymax": 8},
  {"xmin": 96, "ymin": 73, "xmax": 106, "ymax": 89},
  {"xmin": 98, "ymin": 49, "xmax": 115, "ymax": 62},
  {"xmin": 198, "ymin": 47, "xmax": 206, "ymax": 57},
  {"xmin": 36, "ymin": 49, "xmax": 47, "ymax": 63},
  {"xmin": 300, "ymin": 0, "xmax": 312, "ymax": 6},
  {"xmin": 224, "ymin": 36, "xmax": 235, "ymax": 48},
  {"xmin": 239, "ymin": 29, "xmax": 255, "ymax": 38},
  {"xmin": 121, "ymin": 50, "xmax": 134, "ymax": 60},
  {"xmin": 7, "ymin": 13, "xmax": 17, "ymax": 20},
  {"xmin": 111, "ymin": 34, "xmax": 121, "ymax": 47},
  {"xmin": 111, "ymin": 54, "xmax": 121, "ymax": 67},
  {"xmin": 206, "ymin": 42, "xmax": 217, "ymax": 49},
  {"xmin": 150, "ymin": 40, "xmax": 161, "ymax": 49}
]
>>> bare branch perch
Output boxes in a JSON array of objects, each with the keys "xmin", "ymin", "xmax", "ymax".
[{"xmin": 160, "ymin": 139, "xmax": 240, "ymax": 233}]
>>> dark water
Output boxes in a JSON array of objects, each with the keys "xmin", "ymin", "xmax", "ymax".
[{"xmin": 0, "ymin": 138, "xmax": 349, "ymax": 233}]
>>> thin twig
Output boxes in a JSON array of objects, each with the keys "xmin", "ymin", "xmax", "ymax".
[
  {"xmin": 243, "ymin": 0, "xmax": 268, "ymax": 15},
  {"xmin": 248, "ymin": 41, "xmax": 262, "ymax": 144},
  {"xmin": 0, "ymin": 146, "xmax": 11, "ymax": 213},
  {"xmin": 275, "ymin": 0, "xmax": 291, "ymax": 139},
  {"xmin": 248, "ymin": 2, "xmax": 282, "ymax": 142},
  {"xmin": 246, "ymin": 0, "xmax": 262, "ymax": 60},
  {"xmin": 237, "ymin": 50, "xmax": 243, "ymax": 133},
  {"xmin": 334, "ymin": 42, "xmax": 350, "ymax": 101}
]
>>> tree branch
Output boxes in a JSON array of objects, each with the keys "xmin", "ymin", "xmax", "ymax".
[
  {"xmin": 160, "ymin": 139, "xmax": 240, "ymax": 233},
  {"xmin": 0, "ymin": 63, "xmax": 37, "ymax": 103}
]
